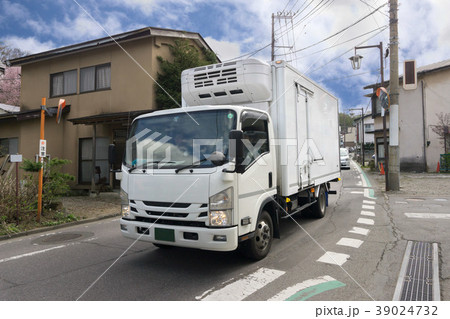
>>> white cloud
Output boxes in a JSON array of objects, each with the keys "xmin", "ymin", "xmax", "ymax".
[
  {"xmin": 3, "ymin": 36, "xmax": 55, "ymax": 54},
  {"xmin": 204, "ymin": 37, "xmax": 241, "ymax": 61}
]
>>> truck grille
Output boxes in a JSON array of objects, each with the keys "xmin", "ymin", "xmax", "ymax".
[
  {"xmin": 130, "ymin": 200, "xmax": 208, "ymax": 228},
  {"xmin": 134, "ymin": 216, "xmax": 206, "ymax": 228}
]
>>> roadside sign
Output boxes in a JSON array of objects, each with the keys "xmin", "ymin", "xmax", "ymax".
[
  {"xmin": 10, "ymin": 154, "xmax": 23, "ymax": 163},
  {"xmin": 39, "ymin": 139, "xmax": 47, "ymax": 158}
]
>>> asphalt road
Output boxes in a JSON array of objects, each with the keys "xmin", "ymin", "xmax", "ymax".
[{"xmin": 0, "ymin": 163, "xmax": 399, "ymax": 301}]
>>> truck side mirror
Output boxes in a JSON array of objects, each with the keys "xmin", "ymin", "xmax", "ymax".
[
  {"xmin": 229, "ymin": 130, "xmax": 245, "ymax": 174},
  {"xmin": 108, "ymin": 144, "xmax": 116, "ymax": 166}
]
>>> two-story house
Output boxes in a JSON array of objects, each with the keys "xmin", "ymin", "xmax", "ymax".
[
  {"xmin": 365, "ymin": 59, "xmax": 450, "ymax": 172},
  {"xmin": 0, "ymin": 27, "xmax": 216, "ymax": 189}
]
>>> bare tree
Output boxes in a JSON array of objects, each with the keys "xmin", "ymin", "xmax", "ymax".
[{"xmin": 431, "ymin": 112, "xmax": 450, "ymax": 153}]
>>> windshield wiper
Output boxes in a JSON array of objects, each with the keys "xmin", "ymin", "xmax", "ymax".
[
  {"xmin": 175, "ymin": 158, "xmax": 209, "ymax": 174},
  {"xmin": 128, "ymin": 161, "xmax": 175, "ymax": 173}
]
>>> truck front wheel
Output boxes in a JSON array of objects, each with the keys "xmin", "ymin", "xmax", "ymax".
[{"xmin": 239, "ymin": 210, "xmax": 273, "ymax": 260}]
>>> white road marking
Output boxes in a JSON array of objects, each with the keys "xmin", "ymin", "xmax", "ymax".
[
  {"xmin": 357, "ymin": 218, "xmax": 374, "ymax": 225},
  {"xmin": 364, "ymin": 189, "xmax": 376, "ymax": 199},
  {"xmin": 317, "ymin": 252, "xmax": 350, "ymax": 266},
  {"xmin": 363, "ymin": 200, "xmax": 376, "ymax": 205},
  {"xmin": 197, "ymin": 267, "xmax": 285, "ymax": 301},
  {"xmin": 361, "ymin": 211, "xmax": 375, "ymax": 217},
  {"xmin": 405, "ymin": 213, "xmax": 450, "ymax": 220},
  {"xmin": 337, "ymin": 238, "xmax": 364, "ymax": 248},
  {"xmin": 351, "ymin": 191, "xmax": 364, "ymax": 194},
  {"xmin": 0, "ymin": 245, "xmax": 65, "ymax": 264},
  {"xmin": 268, "ymin": 275, "xmax": 336, "ymax": 301},
  {"xmin": 362, "ymin": 205, "xmax": 375, "ymax": 210},
  {"xmin": 349, "ymin": 227, "xmax": 370, "ymax": 236}
]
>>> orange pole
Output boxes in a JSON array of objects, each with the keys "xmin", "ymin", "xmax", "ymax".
[{"xmin": 37, "ymin": 98, "xmax": 46, "ymax": 223}]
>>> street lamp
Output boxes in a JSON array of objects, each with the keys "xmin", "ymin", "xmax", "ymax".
[
  {"xmin": 350, "ymin": 108, "xmax": 364, "ymax": 166},
  {"xmin": 349, "ymin": 41, "xmax": 389, "ymax": 191},
  {"xmin": 349, "ymin": 54, "xmax": 363, "ymax": 70}
]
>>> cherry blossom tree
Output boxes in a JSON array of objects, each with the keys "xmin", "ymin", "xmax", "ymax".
[
  {"xmin": 0, "ymin": 43, "xmax": 27, "ymax": 106},
  {"xmin": 0, "ymin": 66, "xmax": 21, "ymax": 106}
]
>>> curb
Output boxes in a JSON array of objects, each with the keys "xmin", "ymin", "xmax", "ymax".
[{"xmin": 0, "ymin": 213, "xmax": 121, "ymax": 242}]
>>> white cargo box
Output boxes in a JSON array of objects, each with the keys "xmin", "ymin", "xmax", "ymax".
[
  {"xmin": 182, "ymin": 59, "xmax": 340, "ymax": 197},
  {"xmin": 269, "ymin": 61, "xmax": 340, "ymax": 196}
]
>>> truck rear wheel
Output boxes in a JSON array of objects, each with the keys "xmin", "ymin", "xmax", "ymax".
[
  {"xmin": 239, "ymin": 210, "xmax": 273, "ymax": 260},
  {"xmin": 311, "ymin": 185, "xmax": 326, "ymax": 218}
]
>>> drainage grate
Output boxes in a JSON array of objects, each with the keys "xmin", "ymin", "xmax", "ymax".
[{"xmin": 393, "ymin": 241, "xmax": 440, "ymax": 301}]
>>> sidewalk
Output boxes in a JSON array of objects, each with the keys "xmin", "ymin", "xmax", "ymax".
[
  {"xmin": 365, "ymin": 169, "xmax": 450, "ymax": 197},
  {"xmin": 364, "ymin": 168, "xmax": 450, "ymax": 300}
]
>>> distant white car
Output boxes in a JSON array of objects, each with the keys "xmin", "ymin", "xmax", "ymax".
[{"xmin": 340, "ymin": 148, "xmax": 350, "ymax": 170}]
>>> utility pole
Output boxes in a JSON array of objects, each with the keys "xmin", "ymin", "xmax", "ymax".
[
  {"xmin": 271, "ymin": 11, "xmax": 294, "ymax": 61},
  {"xmin": 388, "ymin": 0, "xmax": 400, "ymax": 190},
  {"xmin": 271, "ymin": 13, "xmax": 275, "ymax": 61}
]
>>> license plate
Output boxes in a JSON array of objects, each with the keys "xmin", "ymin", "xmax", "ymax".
[{"xmin": 155, "ymin": 228, "xmax": 175, "ymax": 242}]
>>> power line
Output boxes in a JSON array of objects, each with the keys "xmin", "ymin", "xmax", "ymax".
[
  {"xmin": 306, "ymin": 26, "xmax": 387, "ymax": 75},
  {"xmin": 288, "ymin": 2, "xmax": 388, "ymax": 56},
  {"xmin": 280, "ymin": 25, "xmax": 388, "ymax": 61}
]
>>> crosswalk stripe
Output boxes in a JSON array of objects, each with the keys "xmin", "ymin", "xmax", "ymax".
[
  {"xmin": 317, "ymin": 251, "xmax": 350, "ymax": 266},
  {"xmin": 349, "ymin": 227, "xmax": 370, "ymax": 236},
  {"xmin": 196, "ymin": 267, "xmax": 285, "ymax": 301},
  {"xmin": 337, "ymin": 238, "xmax": 364, "ymax": 248},
  {"xmin": 357, "ymin": 218, "xmax": 374, "ymax": 225},
  {"xmin": 361, "ymin": 210, "xmax": 375, "ymax": 217}
]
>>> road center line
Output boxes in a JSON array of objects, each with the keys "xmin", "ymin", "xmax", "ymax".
[{"xmin": 0, "ymin": 245, "xmax": 66, "ymax": 264}]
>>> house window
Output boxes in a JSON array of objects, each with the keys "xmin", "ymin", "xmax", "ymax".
[
  {"xmin": 0, "ymin": 137, "xmax": 18, "ymax": 156},
  {"xmin": 79, "ymin": 137, "xmax": 110, "ymax": 184},
  {"xmin": 80, "ymin": 63, "xmax": 111, "ymax": 93},
  {"xmin": 50, "ymin": 70, "xmax": 77, "ymax": 97}
]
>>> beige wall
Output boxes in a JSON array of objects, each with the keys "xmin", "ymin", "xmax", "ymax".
[
  {"xmin": 423, "ymin": 68, "xmax": 450, "ymax": 171},
  {"xmin": 1, "ymin": 36, "xmax": 205, "ymax": 186},
  {"xmin": 372, "ymin": 68, "xmax": 450, "ymax": 172}
]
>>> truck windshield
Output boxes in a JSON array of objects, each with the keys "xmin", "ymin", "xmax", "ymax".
[{"xmin": 124, "ymin": 109, "xmax": 237, "ymax": 170}]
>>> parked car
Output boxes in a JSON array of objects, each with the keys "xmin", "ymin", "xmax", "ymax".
[{"xmin": 340, "ymin": 147, "xmax": 350, "ymax": 170}]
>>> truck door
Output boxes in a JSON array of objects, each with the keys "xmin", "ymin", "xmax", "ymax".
[
  {"xmin": 296, "ymin": 84, "xmax": 310, "ymax": 188},
  {"xmin": 237, "ymin": 111, "xmax": 274, "ymax": 233}
]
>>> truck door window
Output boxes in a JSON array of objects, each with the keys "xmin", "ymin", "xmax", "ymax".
[{"xmin": 241, "ymin": 113, "xmax": 269, "ymax": 166}]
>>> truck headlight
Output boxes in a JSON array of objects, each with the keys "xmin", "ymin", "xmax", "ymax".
[
  {"xmin": 120, "ymin": 189, "xmax": 133, "ymax": 219},
  {"xmin": 209, "ymin": 187, "xmax": 233, "ymax": 227}
]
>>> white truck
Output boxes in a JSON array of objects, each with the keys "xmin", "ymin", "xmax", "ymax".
[{"xmin": 118, "ymin": 59, "xmax": 340, "ymax": 260}]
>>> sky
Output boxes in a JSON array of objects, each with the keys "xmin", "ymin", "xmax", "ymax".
[{"xmin": 1, "ymin": 0, "xmax": 450, "ymax": 114}]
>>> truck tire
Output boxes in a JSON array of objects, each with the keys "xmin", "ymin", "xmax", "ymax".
[
  {"xmin": 239, "ymin": 210, "xmax": 273, "ymax": 260},
  {"xmin": 311, "ymin": 185, "xmax": 326, "ymax": 218}
]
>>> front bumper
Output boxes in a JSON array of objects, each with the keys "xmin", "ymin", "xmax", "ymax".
[{"xmin": 120, "ymin": 218, "xmax": 238, "ymax": 252}]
